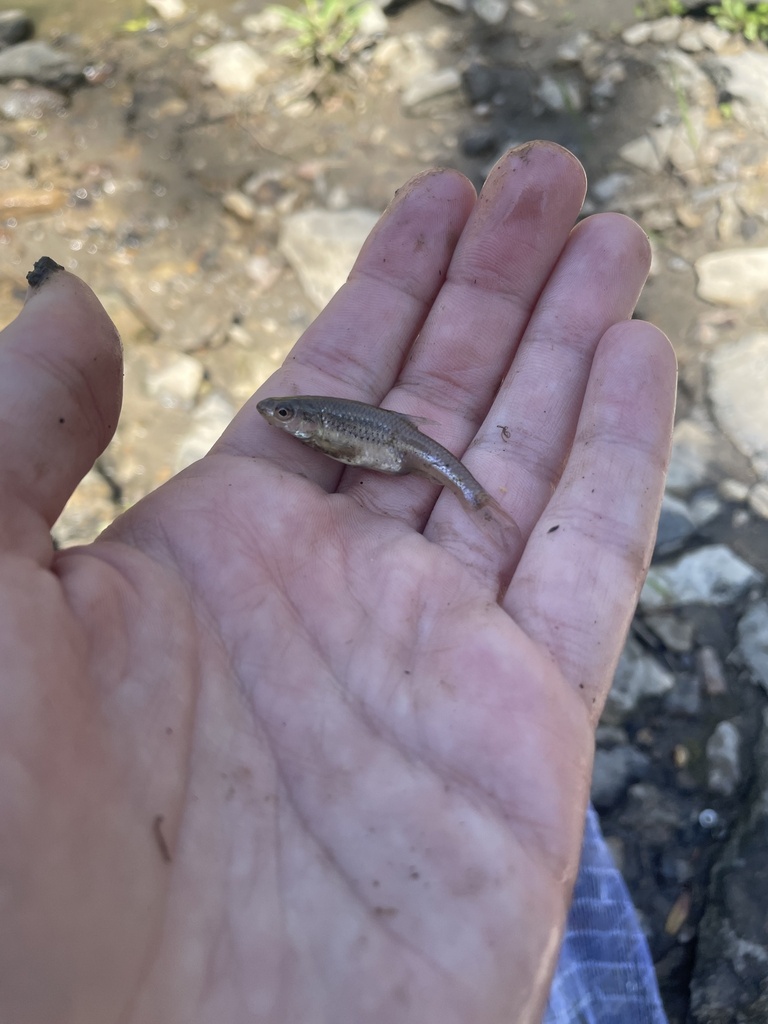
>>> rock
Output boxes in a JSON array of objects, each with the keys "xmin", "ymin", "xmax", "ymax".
[
  {"xmin": 175, "ymin": 392, "xmax": 235, "ymax": 472},
  {"xmin": 511, "ymin": 0, "xmax": 540, "ymax": 15},
  {"xmin": 144, "ymin": 351, "xmax": 204, "ymax": 411},
  {"xmin": 655, "ymin": 494, "xmax": 696, "ymax": 556},
  {"xmin": 648, "ymin": 15, "xmax": 681, "ymax": 43},
  {"xmin": 53, "ymin": 468, "xmax": 116, "ymax": 547},
  {"xmin": 590, "ymin": 172, "xmax": 631, "ymax": 204},
  {"xmin": 645, "ymin": 611, "xmax": 696, "ymax": 653},
  {"xmin": 688, "ymin": 491, "xmax": 722, "ymax": 528},
  {"xmin": 401, "ymin": 67, "xmax": 461, "ymax": 108},
  {"xmin": 697, "ymin": 22, "xmax": 730, "ymax": 52},
  {"xmin": 619, "ymin": 128, "xmax": 674, "ymax": 174},
  {"xmin": 462, "ymin": 63, "xmax": 500, "ymax": 105},
  {"xmin": 591, "ymin": 745, "xmax": 651, "ymax": 812},
  {"xmin": 621, "ymin": 22, "xmax": 652, "ymax": 46},
  {"xmin": 677, "ymin": 27, "xmax": 705, "ymax": 52},
  {"xmin": 696, "ymin": 250, "xmax": 768, "ymax": 307},
  {"xmin": 534, "ymin": 72, "xmax": 584, "ymax": 114},
  {"xmin": 279, "ymin": 207, "xmax": 378, "ymax": 309},
  {"xmin": 146, "ymin": 0, "xmax": 187, "ymax": 18},
  {"xmin": 461, "ymin": 128, "xmax": 499, "ymax": 157},
  {"xmin": 221, "ymin": 190, "xmax": 257, "ymax": 222},
  {"xmin": 748, "ymin": 482, "xmax": 768, "ymax": 520},
  {"xmin": 603, "ymin": 637, "xmax": 675, "ymax": 724},
  {"xmin": 666, "ymin": 419, "xmax": 720, "ymax": 494},
  {"xmin": 738, "ymin": 601, "xmax": 768, "ymax": 694},
  {"xmin": 556, "ymin": 31, "xmax": 592, "ymax": 62},
  {"xmin": 471, "ymin": 0, "xmax": 508, "ymax": 25},
  {"xmin": 718, "ymin": 478, "xmax": 750, "ymax": 503},
  {"xmin": 0, "ymin": 41, "xmax": 82, "ymax": 91},
  {"xmin": 430, "ymin": 0, "xmax": 469, "ymax": 12},
  {"xmin": 706, "ymin": 721, "xmax": 741, "ymax": 796},
  {"xmin": 664, "ymin": 673, "xmax": 702, "ymax": 717},
  {"xmin": 708, "ymin": 333, "xmax": 768, "ymax": 471},
  {"xmin": 640, "ymin": 546, "xmax": 762, "ymax": 611},
  {"xmin": 0, "ymin": 10, "xmax": 34, "ymax": 48},
  {"xmin": 0, "ymin": 83, "xmax": 65, "ymax": 120},
  {"xmin": 697, "ymin": 645, "xmax": 728, "ymax": 697},
  {"xmin": 709, "ymin": 51, "xmax": 768, "ymax": 135},
  {"xmin": 357, "ymin": 2, "xmax": 389, "ymax": 39},
  {"xmin": 689, "ymin": 710, "xmax": 768, "ymax": 1023},
  {"xmin": 197, "ymin": 41, "xmax": 267, "ymax": 95}
]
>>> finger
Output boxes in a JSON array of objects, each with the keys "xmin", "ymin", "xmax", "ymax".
[
  {"xmin": 0, "ymin": 258, "xmax": 122, "ymax": 560},
  {"xmin": 342, "ymin": 141, "xmax": 587, "ymax": 523},
  {"xmin": 213, "ymin": 169, "xmax": 477, "ymax": 490},
  {"xmin": 427, "ymin": 211, "xmax": 652, "ymax": 582},
  {"xmin": 504, "ymin": 321, "xmax": 677, "ymax": 718}
]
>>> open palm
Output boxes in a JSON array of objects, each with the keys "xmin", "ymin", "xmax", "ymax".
[{"xmin": 0, "ymin": 143, "xmax": 675, "ymax": 1024}]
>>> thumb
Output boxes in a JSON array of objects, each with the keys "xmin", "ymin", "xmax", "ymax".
[{"xmin": 0, "ymin": 258, "xmax": 122, "ymax": 560}]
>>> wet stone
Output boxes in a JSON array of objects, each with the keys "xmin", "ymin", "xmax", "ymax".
[
  {"xmin": 738, "ymin": 601, "xmax": 768, "ymax": 694},
  {"xmin": 641, "ymin": 545, "xmax": 762, "ymax": 611},
  {"xmin": 697, "ymin": 250, "xmax": 768, "ymax": 308},
  {"xmin": 471, "ymin": 0, "xmax": 509, "ymax": 25},
  {"xmin": 664, "ymin": 674, "xmax": 702, "ymax": 718},
  {"xmin": 591, "ymin": 745, "xmax": 651, "ymax": 812},
  {"xmin": 0, "ymin": 10, "xmax": 34, "ymax": 48},
  {"xmin": 0, "ymin": 83, "xmax": 66, "ymax": 120},
  {"xmin": 197, "ymin": 42, "xmax": 267, "ymax": 95},
  {"xmin": 708, "ymin": 332, "xmax": 768, "ymax": 473},
  {"xmin": 0, "ymin": 41, "xmax": 82, "ymax": 91},
  {"xmin": 462, "ymin": 63, "xmax": 500, "ymax": 104},
  {"xmin": 697, "ymin": 645, "xmax": 728, "ymax": 697},
  {"xmin": 655, "ymin": 494, "xmax": 696, "ymax": 557},
  {"xmin": 706, "ymin": 720, "xmax": 741, "ymax": 796},
  {"xmin": 603, "ymin": 637, "xmax": 675, "ymax": 725},
  {"xmin": 279, "ymin": 207, "xmax": 378, "ymax": 309},
  {"xmin": 401, "ymin": 67, "xmax": 461, "ymax": 108},
  {"xmin": 645, "ymin": 611, "xmax": 696, "ymax": 654}
]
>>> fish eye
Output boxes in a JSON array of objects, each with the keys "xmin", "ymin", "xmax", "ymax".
[{"xmin": 275, "ymin": 406, "xmax": 292, "ymax": 419}]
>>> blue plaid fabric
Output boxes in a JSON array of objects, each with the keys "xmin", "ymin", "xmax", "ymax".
[{"xmin": 544, "ymin": 805, "xmax": 668, "ymax": 1024}]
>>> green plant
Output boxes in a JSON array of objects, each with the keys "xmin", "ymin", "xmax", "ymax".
[
  {"xmin": 267, "ymin": 0, "xmax": 365, "ymax": 68},
  {"xmin": 707, "ymin": 0, "xmax": 768, "ymax": 41}
]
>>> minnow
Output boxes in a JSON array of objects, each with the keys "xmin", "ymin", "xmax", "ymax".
[{"xmin": 257, "ymin": 395, "xmax": 496, "ymax": 511}]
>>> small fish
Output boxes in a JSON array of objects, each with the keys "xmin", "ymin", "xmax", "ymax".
[{"xmin": 257, "ymin": 395, "xmax": 495, "ymax": 511}]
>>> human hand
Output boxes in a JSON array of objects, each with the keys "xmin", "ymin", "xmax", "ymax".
[{"xmin": 0, "ymin": 141, "xmax": 675, "ymax": 1024}]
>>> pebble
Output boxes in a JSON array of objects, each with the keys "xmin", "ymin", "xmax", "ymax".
[
  {"xmin": 640, "ymin": 545, "xmax": 762, "ymax": 611},
  {"xmin": 648, "ymin": 16, "xmax": 681, "ymax": 43},
  {"xmin": 534, "ymin": 73, "xmax": 583, "ymax": 114},
  {"xmin": 709, "ymin": 52, "xmax": 768, "ymax": 135},
  {"xmin": 697, "ymin": 645, "xmax": 728, "ymax": 697},
  {"xmin": 666, "ymin": 419, "xmax": 720, "ymax": 495},
  {"xmin": 748, "ymin": 482, "xmax": 768, "ymax": 520},
  {"xmin": 146, "ymin": 0, "xmax": 187, "ymax": 19},
  {"xmin": 462, "ymin": 63, "xmax": 500, "ymax": 104},
  {"xmin": 278, "ymin": 206, "xmax": 379, "ymax": 309},
  {"xmin": 718, "ymin": 478, "xmax": 750, "ymax": 503},
  {"xmin": 708, "ymin": 332, "xmax": 768, "ymax": 471},
  {"xmin": 221, "ymin": 190, "xmax": 257, "ymax": 222},
  {"xmin": 471, "ymin": 0, "xmax": 509, "ymax": 25},
  {"xmin": 175, "ymin": 392, "xmax": 235, "ymax": 472},
  {"xmin": 621, "ymin": 22, "xmax": 652, "ymax": 46},
  {"xmin": 737, "ymin": 601, "xmax": 768, "ymax": 694},
  {"xmin": 696, "ymin": 250, "xmax": 768, "ymax": 307},
  {"xmin": 688, "ymin": 491, "xmax": 722, "ymax": 528},
  {"xmin": 604, "ymin": 637, "xmax": 675, "ymax": 724},
  {"xmin": 401, "ymin": 67, "xmax": 461, "ymax": 108},
  {"xmin": 0, "ymin": 83, "xmax": 65, "ymax": 120},
  {"xmin": 197, "ymin": 42, "xmax": 267, "ymax": 95},
  {"xmin": 645, "ymin": 612, "xmax": 696, "ymax": 654},
  {"xmin": 591, "ymin": 745, "xmax": 651, "ymax": 812},
  {"xmin": 706, "ymin": 720, "xmax": 741, "ymax": 796},
  {"xmin": 0, "ymin": 9, "xmax": 33, "ymax": 48},
  {"xmin": 144, "ymin": 351, "xmax": 204, "ymax": 411},
  {"xmin": 431, "ymin": 0, "xmax": 469, "ymax": 13},
  {"xmin": 655, "ymin": 494, "xmax": 696, "ymax": 556},
  {"xmin": 0, "ymin": 41, "xmax": 82, "ymax": 91}
]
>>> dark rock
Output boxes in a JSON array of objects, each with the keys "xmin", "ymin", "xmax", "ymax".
[
  {"xmin": 591, "ymin": 745, "xmax": 651, "ymax": 812},
  {"xmin": 664, "ymin": 673, "xmax": 702, "ymax": 717},
  {"xmin": 0, "ymin": 41, "xmax": 82, "ymax": 91},
  {"xmin": 655, "ymin": 494, "xmax": 696, "ymax": 556},
  {"xmin": 461, "ymin": 127, "xmax": 499, "ymax": 157},
  {"xmin": 462, "ymin": 63, "xmax": 500, "ymax": 105},
  {"xmin": 0, "ymin": 10, "xmax": 33, "ymax": 48},
  {"xmin": 689, "ymin": 709, "xmax": 768, "ymax": 1023}
]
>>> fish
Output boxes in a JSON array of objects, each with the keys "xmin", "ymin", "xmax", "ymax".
[{"xmin": 256, "ymin": 395, "xmax": 497, "ymax": 512}]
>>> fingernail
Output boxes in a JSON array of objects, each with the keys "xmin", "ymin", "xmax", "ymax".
[{"xmin": 25, "ymin": 256, "xmax": 64, "ymax": 300}]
